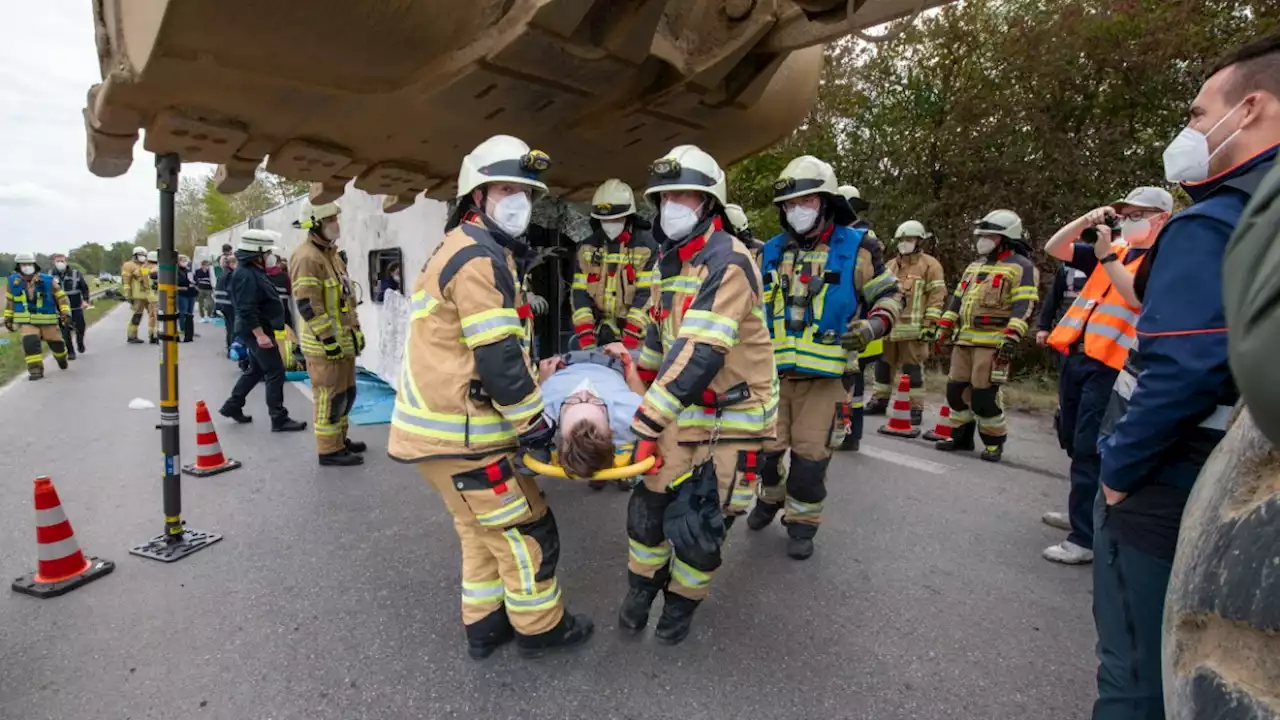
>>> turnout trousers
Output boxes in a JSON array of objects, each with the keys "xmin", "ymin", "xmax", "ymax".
[
  {"xmin": 1091, "ymin": 492, "xmax": 1170, "ymax": 720},
  {"xmin": 1057, "ymin": 352, "xmax": 1116, "ymax": 551},
  {"xmin": 755, "ymin": 377, "xmax": 848, "ymax": 538},
  {"xmin": 626, "ymin": 430, "xmax": 764, "ymax": 602},
  {"xmin": 872, "ymin": 340, "xmax": 928, "ymax": 410},
  {"xmin": 127, "ymin": 299, "xmax": 149, "ymax": 340},
  {"xmin": 306, "ymin": 355, "xmax": 357, "ymax": 454},
  {"xmin": 20, "ymin": 325, "xmax": 67, "ymax": 378},
  {"xmin": 417, "ymin": 452, "xmax": 565, "ymax": 639},
  {"xmin": 946, "ymin": 346, "xmax": 1007, "ymax": 447}
]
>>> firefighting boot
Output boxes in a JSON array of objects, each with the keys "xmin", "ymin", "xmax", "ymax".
[
  {"xmin": 516, "ymin": 612, "xmax": 595, "ymax": 658},
  {"xmin": 319, "ymin": 449, "xmax": 364, "ymax": 466},
  {"xmin": 935, "ymin": 422, "xmax": 976, "ymax": 452},
  {"xmin": 344, "ymin": 438, "xmax": 368, "ymax": 453},
  {"xmin": 746, "ymin": 500, "xmax": 782, "ymax": 531},
  {"xmin": 127, "ymin": 337, "xmax": 145, "ymax": 344},
  {"xmin": 54, "ymin": 355, "xmax": 69, "ymax": 371},
  {"xmin": 654, "ymin": 592, "xmax": 700, "ymax": 645},
  {"xmin": 149, "ymin": 334, "xmax": 159, "ymax": 345},
  {"xmin": 864, "ymin": 396, "xmax": 890, "ymax": 416},
  {"xmin": 979, "ymin": 433, "xmax": 1006, "ymax": 463},
  {"xmin": 466, "ymin": 609, "xmax": 515, "ymax": 661},
  {"xmin": 618, "ymin": 584, "xmax": 661, "ymax": 631},
  {"xmin": 587, "ymin": 480, "xmax": 607, "ymax": 491},
  {"xmin": 786, "ymin": 524, "xmax": 817, "ymax": 560},
  {"xmin": 910, "ymin": 407, "xmax": 924, "ymax": 426}
]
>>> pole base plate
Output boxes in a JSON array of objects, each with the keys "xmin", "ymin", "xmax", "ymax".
[
  {"xmin": 129, "ymin": 529, "xmax": 223, "ymax": 563},
  {"xmin": 877, "ymin": 425, "xmax": 921, "ymax": 439},
  {"xmin": 12, "ymin": 556, "xmax": 115, "ymax": 599},
  {"xmin": 182, "ymin": 458, "xmax": 241, "ymax": 477}
]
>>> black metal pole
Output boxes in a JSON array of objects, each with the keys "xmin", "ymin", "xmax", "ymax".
[{"xmin": 156, "ymin": 153, "xmax": 183, "ymax": 540}]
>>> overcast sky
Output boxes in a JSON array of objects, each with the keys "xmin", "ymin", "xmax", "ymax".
[{"xmin": 0, "ymin": 5, "xmax": 213, "ymax": 255}]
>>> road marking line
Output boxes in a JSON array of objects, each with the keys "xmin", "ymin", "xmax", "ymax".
[{"xmin": 856, "ymin": 445, "xmax": 952, "ymax": 475}]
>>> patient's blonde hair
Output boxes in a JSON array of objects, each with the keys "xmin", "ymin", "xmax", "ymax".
[{"xmin": 560, "ymin": 422, "xmax": 615, "ymax": 479}]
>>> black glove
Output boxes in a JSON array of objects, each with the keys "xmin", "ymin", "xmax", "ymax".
[
  {"xmin": 662, "ymin": 461, "xmax": 726, "ymax": 570},
  {"xmin": 352, "ymin": 329, "xmax": 366, "ymax": 355},
  {"xmin": 517, "ymin": 414, "xmax": 556, "ymax": 465},
  {"xmin": 4, "ymin": 318, "xmax": 13, "ymax": 332},
  {"xmin": 322, "ymin": 337, "xmax": 343, "ymax": 359},
  {"xmin": 998, "ymin": 336, "xmax": 1019, "ymax": 361}
]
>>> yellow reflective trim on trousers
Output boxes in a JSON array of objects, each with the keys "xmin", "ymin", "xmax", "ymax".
[
  {"xmin": 785, "ymin": 496, "xmax": 823, "ymax": 519},
  {"xmin": 502, "ymin": 529, "xmax": 536, "ymax": 593},
  {"xmin": 461, "ymin": 578, "xmax": 504, "ymax": 606},
  {"xmin": 506, "ymin": 578, "xmax": 562, "ymax": 613},
  {"xmin": 670, "ymin": 558, "xmax": 712, "ymax": 590},
  {"xmin": 24, "ymin": 354, "xmax": 43, "ymax": 364},
  {"xmin": 628, "ymin": 539, "xmax": 671, "ymax": 567},
  {"xmin": 475, "ymin": 495, "xmax": 532, "ymax": 528}
]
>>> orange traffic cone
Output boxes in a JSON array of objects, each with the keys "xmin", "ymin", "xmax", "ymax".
[
  {"xmin": 11, "ymin": 477, "xmax": 114, "ymax": 598},
  {"xmin": 183, "ymin": 400, "xmax": 242, "ymax": 477},
  {"xmin": 922, "ymin": 405, "xmax": 953, "ymax": 442},
  {"xmin": 877, "ymin": 374, "xmax": 922, "ymax": 438}
]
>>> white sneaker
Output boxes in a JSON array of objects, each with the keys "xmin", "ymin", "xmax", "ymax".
[
  {"xmin": 1042, "ymin": 540, "xmax": 1093, "ymax": 565},
  {"xmin": 1041, "ymin": 511, "xmax": 1071, "ymax": 531}
]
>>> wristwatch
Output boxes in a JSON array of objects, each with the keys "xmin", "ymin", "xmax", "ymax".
[{"xmin": 1100, "ymin": 253, "xmax": 1119, "ymax": 265}]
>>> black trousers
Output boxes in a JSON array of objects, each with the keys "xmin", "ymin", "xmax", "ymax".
[
  {"xmin": 60, "ymin": 308, "xmax": 86, "ymax": 352},
  {"xmin": 223, "ymin": 333, "xmax": 289, "ymax": 423},
  {"xmin": 219, "ymin": 307, "xmax": 235, "ymax": 350}
]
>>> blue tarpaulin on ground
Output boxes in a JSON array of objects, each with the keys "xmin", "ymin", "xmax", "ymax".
[{"xmin": 287, "ymin": 368, "xmax": 395, "ymax": 425}]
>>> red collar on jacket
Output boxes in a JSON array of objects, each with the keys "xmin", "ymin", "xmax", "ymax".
[{"xmin": 678, "ymin": 216, "xmax": 723, "ymax": 262}]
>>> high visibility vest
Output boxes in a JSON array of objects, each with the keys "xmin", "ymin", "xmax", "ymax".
[
  {"xmin": 1047, "ymin": 246, "xmax": 1142, "ymax": 370},
  {"xmin": 6, "ymin": 273, "xmax": 64, "ymax": 325},
  {"xmin": 760, "ymin": 226, "xmax": 864, "ymax": 378}
]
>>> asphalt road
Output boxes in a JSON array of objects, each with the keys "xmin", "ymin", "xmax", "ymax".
[{"xmin": 0, "ymin": 307, "xmax": 1095, "ymax": 720}]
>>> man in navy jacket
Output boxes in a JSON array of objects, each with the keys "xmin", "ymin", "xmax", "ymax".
[{"xmin": 1091, "ymin": 36, "xmax": 1280, "ymax": 720}]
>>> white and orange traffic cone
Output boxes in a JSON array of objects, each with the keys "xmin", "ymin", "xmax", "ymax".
[
  {"xmin": 922, "ymin": 405, "xmax": 953, "ymax": 442},
  {"xmin": 183, "ymin": 400, "xmax": 242, "ymax": 477},
  {"xmin": 11, "ymin": 477, "xmax": 114, "ymax": 598},
  {"xmin": 877, "ymin": 374, "xmax": 922, "ymax": 438}
]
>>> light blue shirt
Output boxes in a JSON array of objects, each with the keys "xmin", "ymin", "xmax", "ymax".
[{"xmin": 542, "ymin": 362, "xmax": 641, "ymax": 448}]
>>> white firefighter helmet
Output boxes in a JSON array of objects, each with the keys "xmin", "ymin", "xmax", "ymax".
[
  {"xmin": 837, "ymin": 184, "xmax": 870, "ymax": 213},
  {"xmin": 296, "ymin": 198, "xmax": 341, "ymax": 231},
  {"xmin": 772, "ymin": 156, "xmax": 839, "ymax": 204},
  {"xmin": 644, "ymin": 145, "xmax": 727, "ymax": 206},
  {"xmin": 895, "ymin": 220, "xmax": 930, "ymax": 239},
  {"xmin": 590, "ymin": 178, "xmax": 637, "ymax": 220},
  {"xmin": 147, "ymin": 251, "xmax": 158, "ymax": 263},
  {"xmin": 14, "ymin": 251, "xmax": 36, "ymax": 264},
  {"xmin": 132, "ymin": 245, "xmax": 147, "ymax": 257},
  {"xmin": 238, "ymin": 229, "xmax": 281, "ymax": 254},
  {"xmin": 973, "ymin": 209, "xmax": 1024, "ymax": 240},
  {"xmin": 724, "ymin": 204, "xmax": 750, "ymax": 233},
  {"xmin": 457, "ymin": 134, "xmax": 550, "ymax": 198}
]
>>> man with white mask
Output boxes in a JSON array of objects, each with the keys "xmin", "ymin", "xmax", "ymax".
[
  {"xmin": 1039, "ymin": 187, "xmax": 1172, "ymax": 566},
  {"xmin": 535, "ymin": 342, "xmax": 645, "ymax": 483},
  {"xmin": 570, "ymin": 179, "xmax": 658, "ymax": 365},
  {"xmin": 1088, "ymin": 36, "xmax": 1279, "ymax": 719}
]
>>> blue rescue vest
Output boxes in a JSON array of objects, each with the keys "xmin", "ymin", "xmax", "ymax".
[
  {"xmin": 7, "ymin": 273, "xmax": 61, "ymax": 325},
  {"xmin": 759, "ymin": 225, "xmax": 864, "ymax": 377}
]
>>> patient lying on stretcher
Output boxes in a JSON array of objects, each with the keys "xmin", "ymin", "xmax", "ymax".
[{"xmin": 537, "ymin": 343, "xmax": 646, "ymax": 479}]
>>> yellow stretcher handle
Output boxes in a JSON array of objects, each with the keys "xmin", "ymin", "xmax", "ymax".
[{"xmin": 521, "ymin": 451, "xmax": 656, "ymax": 480}]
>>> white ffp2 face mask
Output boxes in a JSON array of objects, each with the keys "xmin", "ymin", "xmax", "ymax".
[
  {"xmin": 1163, "ymin": 99, "xmax": 1247, "ymax": 183},
  {"xmin": 786, "ymin": 205, "xmax": 819, "ymax": 235},
  {"xmin": 1121, "ymin": 217, "xmax": 1159, "ymax": 248},
  {"xmin": 265, "ymin": 255, "xmax": 279, "ymax": 269},
  {"xmin": 489, "ymin": 192, "xmax": 533, "ymax": 237},
  {"xmin": 601, "ymin": 220, "xmax": 626, "ymax": 241},
  {"xmin": 660, "ymin": 200, "xmax": 700, "ymax": 240},
  {"xmin": 975, "ymin": 236, "xmax": 998, "ymax": 255},
  {"xmin": 897, "ymin": 241, "xmax": 916, "ymax": 256},
  {"xmin": 19, "ymin": 265, "xmax": 35, "ymax": 276},
  {"xmin": 54, "ymin": 261, "xmax": 67, "ymax": 271}
]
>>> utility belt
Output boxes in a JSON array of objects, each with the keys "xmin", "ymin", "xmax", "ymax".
[
  {"xmin": 968, "ymin": 315, "xmax": 1009, "ymax": 330},
  {"xmin": 561, "ymin": 349, "xmax": 625, "ymax": 376},
  {"xmin": 692, "ymin": 383, "xmax": 751, "ymax": 412}
]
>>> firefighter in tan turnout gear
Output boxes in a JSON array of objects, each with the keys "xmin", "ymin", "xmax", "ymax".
[
  {"xmin": 745, "ymin": 157, "xmax": 903, "ymax": 559},
  {"xmin": 619, "ymin": 144, "xmax": 777, "ymax": 645},
  {"xmin": 121, "ymin": 245, "xmax": 153, "ymax": 344},
  {"xmin": 934, "ymin": 210, "xmax": 1040, "ymax": 462},
  {"xmin": 867, "ymin": 220, "xmax": 947, "ymax": 425},
  {"xmin": 290, "ymin": 200, "xmax": 367, "ymax": 467},
  {"xmin": 5, "ymin": 252, "xmax": 71, "ymax": 381},
  {"xmin": 571, "ymin": 178, "xmax": 658, "ymax": 352},
  {"xmin": 388, "ymin": 135, "xmax": 594, "ymax": 661}
]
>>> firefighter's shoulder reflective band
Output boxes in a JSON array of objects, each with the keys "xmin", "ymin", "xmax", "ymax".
[{"xmin": 1113, "ymin": 369, "xmax": 1232, "ymax": 431}]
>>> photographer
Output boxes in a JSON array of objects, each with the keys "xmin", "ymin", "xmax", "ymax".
[{"xmin": 1038, "ymin": 187, "xmax": 1173, "ymax": 566}]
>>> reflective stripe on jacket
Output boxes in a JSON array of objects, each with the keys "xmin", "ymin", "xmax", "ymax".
[
  {"xmin": 121, "ymin": 260, "xmax": 149, "ymax": 301},
  {"xmin": 1047, "ymin": 244, "xmax": 1141, "ymax": 370},
  {"xmin": 571, "ymin": 227, "xmax": 658, "ymax": 347},
  {"xmin": 5, "ymin": 273, "xmax": 68, "ymax": 325},
  {"xmin": 388, "ymin": 219, "xmax": 543, "ymax": 461},
  {"xmin": 886, "ymin": 252, "xmax": 946, "ymax": 341},
  {"xmin": 289, "ymin": 240, "xmax": 359, "ymax": 358},
  {"xmin": 632, "ymin": 221, "xmax": 777, "ymax": 443},
  {"xmin": 939, "ymin": 251, "xmax": 1039, "ymax": 347}
]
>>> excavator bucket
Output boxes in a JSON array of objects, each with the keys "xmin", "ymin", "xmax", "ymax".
[{"xmin": 84, "ymin": 0, "xmax": 947, "ymax": 208}]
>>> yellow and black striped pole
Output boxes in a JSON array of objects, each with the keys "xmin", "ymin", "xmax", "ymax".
[{"xmin": 129, "ymin": 153, "xmax": 223, "ymax": 563}]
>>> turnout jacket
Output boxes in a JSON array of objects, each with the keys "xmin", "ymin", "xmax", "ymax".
[
  {"xmin": 937, "ymin": 249, "xmax": 1039, "ymax": 347},
  {"xmin": 121, "ymin": 259, "xmax": 151, "ymax": 301},
  {"xmin": 886, "ymin": 251, "xmax": 946, "ymax": 341},
  {"xmin": 632, "ymin": 218, "xmax": 777, "ymax": 444},
  {"xmin": 571, "ymin": 225, "xmax": 658, "ymax": 349},
  {"xmin": 389, "ymin": 217, "xmax": 544, "ymax": 462},
  {"xmin": 289, "ymin": 239, "xmax": 360, "ymax": 358}
]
